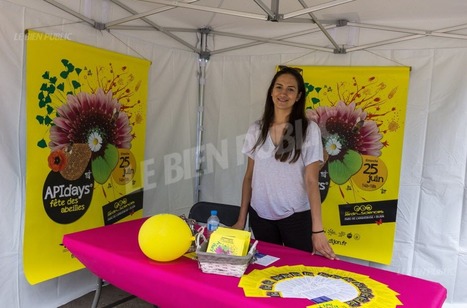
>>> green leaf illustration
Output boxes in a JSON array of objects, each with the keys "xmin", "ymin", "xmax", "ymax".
[
  {"xmin": 47, "ymin": 84, "xmax": 55, "ymax": 93},
  {"xmin": 39, "ymin": 99, "xmax": 46, "ymax": 108},
  {"xmin": 36, "ymin": 115, "xmax": 44, "ymax": 124},
  {"xmin": 57, "ymin": 83, "xmax": 64, "ymax": 91},
  {"xmin": 46, "ymin": 105, "xmax": 54, "ymax": 114},
  {"xmin": 304, "ymin": 83, "xmax": 314, "ymax": 97},
  {"xmin": 311, "ymin": 97, "xmax": 320, "ymax": 104},
  {"xmin": 328, "ymin": 150, "xmax": 363, "ymax": 185},
  {"xmin": 72, "ymin": 80, "xmax": 81, "ymax": 89},
  {"xmin": 37, "ymin": 139, "xmax": 47, "ymax": 148},
  {"xmin": 91, "ymin": 144, "xmax": 119, "ymax": 184},
  {"xmin": 44, "ymin": 115, "xmax": 53, "ymax": 125}
]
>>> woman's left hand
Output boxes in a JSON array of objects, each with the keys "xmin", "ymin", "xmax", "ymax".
[{"xmin": 312, "ymin": 233, "xmax": 339, "ymax": 260}]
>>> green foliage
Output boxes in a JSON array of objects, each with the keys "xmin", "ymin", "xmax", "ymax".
[
  {"xmin": 36, "ymin": 59, "xmax": 83, "ymax": 146},
  {"xmin": 305, "ymin": 82, "xmax": 322, "ymax": 106},
  {"xmin": 37, "ymin": 139, "xmax": 47, "ymax": 148}
]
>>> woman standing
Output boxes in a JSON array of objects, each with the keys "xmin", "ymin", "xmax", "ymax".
[{"xmin": 232, "ymin": 67, "xmax": 337, "ymax": 260}]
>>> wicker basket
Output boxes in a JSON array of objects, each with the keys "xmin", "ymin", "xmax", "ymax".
[{"xmin": 195, "ymin": 230, "xmax": 256, "ymax": 277}]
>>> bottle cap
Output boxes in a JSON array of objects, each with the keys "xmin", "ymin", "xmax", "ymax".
[{"xmin": 211, "ymin": 210, "xmax": 217, "ymax": 215}]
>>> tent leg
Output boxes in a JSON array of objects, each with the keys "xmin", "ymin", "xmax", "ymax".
[
  {"xmin": 194, "ymin": 28, "xmax": 211, "ymax": 202},
  {"xmin": 91, "ymin": 277, "xmax": 103, "ymax": 308}
]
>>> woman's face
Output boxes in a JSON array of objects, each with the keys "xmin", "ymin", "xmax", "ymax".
[{"xmin": 271, "ymin": 73, "xmax": 302, "ymax": 113}]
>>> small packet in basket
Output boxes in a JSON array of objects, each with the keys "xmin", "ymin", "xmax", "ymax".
[
  {"xmin": 206, "ymin": 227, "xmax": 251, "ymax": 256},
  {"xmin": 194, "ymin": 227, "xmax": 258, "ymax": 277}
]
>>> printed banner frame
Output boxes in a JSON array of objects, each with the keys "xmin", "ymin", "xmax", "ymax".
[
  {"xmin": 297, "ymin": 66, "xmax": 410, "ymax": 264},
  {"xmin": 24, "ymin": 30, "xmax": 151, "ymax": 284}
]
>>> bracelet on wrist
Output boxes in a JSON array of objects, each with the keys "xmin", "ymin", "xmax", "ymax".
[{"xmin": 312, "ymin": 230, "xmax": 325, "ymax": 234}]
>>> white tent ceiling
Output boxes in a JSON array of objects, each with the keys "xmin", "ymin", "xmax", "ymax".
[{"xmin": 42, "ymin": 0, "xmax": 467, "ymax": 56}]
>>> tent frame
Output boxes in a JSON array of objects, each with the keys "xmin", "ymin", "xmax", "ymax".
[
  {"xmin": 43, "ymin": 0, "xmax": 467, "ymax": 55},
  {"xmin": 41, "ymin": 0, "xmax": 467, "ymax": 201}
]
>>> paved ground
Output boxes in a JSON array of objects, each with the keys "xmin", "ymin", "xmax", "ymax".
[{"xmin": 59, "ymin": 284, "xmax": 154, "ymax": 308}]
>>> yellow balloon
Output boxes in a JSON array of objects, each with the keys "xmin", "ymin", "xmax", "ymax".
[{"xmin": 138, "ymin": 214, "xmax": 193, "ymax": 262}]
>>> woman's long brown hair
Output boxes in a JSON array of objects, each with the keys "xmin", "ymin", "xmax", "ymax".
[{"xmin": 252, "ymin": 66, "xmax": 308, "ymax": 163}]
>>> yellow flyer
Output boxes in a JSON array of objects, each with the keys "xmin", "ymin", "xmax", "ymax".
[
  {"xmin": 24, "ymin": 30, "xmax": 151, "ymax": 284},
  {"xmin": 239, "ymin": 265, "xmax": 401, "ymax": 306},
  {"xmin": 295, "ymin": 66, "xmax": 410, "ymax": 264},
  {"xmin": 207, "ymin": 227, "xmax": 251, "ymax": 256}
]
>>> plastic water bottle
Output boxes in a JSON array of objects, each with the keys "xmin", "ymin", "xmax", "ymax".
[{"xmin": 206, "ymin": 210, "xmax": 220, "ymax": 236}]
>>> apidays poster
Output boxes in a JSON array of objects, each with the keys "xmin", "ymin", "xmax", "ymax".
[
  {"xmin": 24, "ymin": 30, "xmax": 151, "ymax": 284},
  {"xmin": 298, "ymin": 66, "xmax": 410, "ymax": 264}
]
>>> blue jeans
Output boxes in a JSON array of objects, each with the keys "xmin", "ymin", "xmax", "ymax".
[{"xmin": 248, "ymin": 206, "xmax": 312, "ymax": 252}]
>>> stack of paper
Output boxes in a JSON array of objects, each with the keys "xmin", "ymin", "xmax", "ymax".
[
  {"xmin": 206, "ymin": 227, "xmax": 251, "ymax": 256},
  {"xmin": 238, "ymin": 265, "xmax": 402, "ymax": 307}
]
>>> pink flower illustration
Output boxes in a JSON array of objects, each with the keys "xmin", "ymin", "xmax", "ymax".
[
  {"xmin": 49, "ymin": 88, "xmax": 133, "ymax": 153},
  {"xmin": 307, "ymin": 101, "xmax": 383, "ymax": 157},
  {"xmin": 48, "ymin": 88, "xmax": 133, "ymax": 183},
  {"xmin": 307, "ymin": 101, "xmax": 383, "ymax": 184}
]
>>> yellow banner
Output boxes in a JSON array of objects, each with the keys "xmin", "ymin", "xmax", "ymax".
[
  {"xmin": 296, "ymin": 66, "xmax": 410, "ymax": 264},
  {"xmin": 24, "ymin": 30, "xmax": 151, "ymax": 284}
]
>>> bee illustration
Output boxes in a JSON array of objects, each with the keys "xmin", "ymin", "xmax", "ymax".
[{"xmin": 352, "ymin": 117, "xmax": 365, "ymax": 133}]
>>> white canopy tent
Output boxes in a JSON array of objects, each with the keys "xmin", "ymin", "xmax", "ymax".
[{"xmin": 1, "ymin": 0, "xmax": 467, "ymax": 307}]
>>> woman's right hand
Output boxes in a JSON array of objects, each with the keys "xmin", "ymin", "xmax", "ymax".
[{"xmin": 231, "ymin": 221, "xmax": 245, "ymax": 230}]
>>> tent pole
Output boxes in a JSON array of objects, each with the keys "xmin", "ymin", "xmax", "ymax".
[
  {"xmin": 346, "ymin": 34, "xmax": 425, "ymax": 52},
  {"xmin": 108, "ymin": 0, "xmax": 199, "ymax": 52},
  {"xmin": 194, "ymin": 28, "xmax": 210, "ymax": 202},
  {"xmin": 210, "ymin": 30, "xmax": 334, "ymax": 53},
  {"xmin": 106, "ymin": 0, "xmax": 199, "ymax": 27},
  {"xmin": 282, "ymin": 0, "xmax": 355, "ymax": 19},
  {"xmin": 43, "ymin": 0, "xmax": 95, "ymax": 27},
  {"xmin": 210, "ymin": 26, "xmax": 336, "ymax": 55},
  {"xmin": 297, "ymin": 0, "xmax": 345, "ymax": 54},
  {"xmin": 150, "ymin": 0, "xmax": 267, "ymax": 20},
  {"xmin": 252, "ymin": 0, "xmax": 275, "ymax": 20},
  {"xmin": 348, "ymin": 22, "xmax": 467, "ymax": 41}
]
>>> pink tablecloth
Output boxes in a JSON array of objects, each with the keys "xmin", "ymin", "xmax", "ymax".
[{"xmin": 63, "ymin": 218, "xmax": 446, "ymax": 308}]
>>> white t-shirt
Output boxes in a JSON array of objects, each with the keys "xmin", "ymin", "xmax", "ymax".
[{"xmin": 242, "ymin": 120, "xmax": 323, "ymax": 220}]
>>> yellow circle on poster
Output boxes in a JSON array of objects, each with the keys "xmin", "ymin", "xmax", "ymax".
[
  {"xmin": 353, "ymin": 155, "xmax": 388, "ymax": 191},
  {"xmin": 112, "ymin": 148, "xmax": 136, "ymax": 185},
  {"xmin": 138, "ymin": 214, "xmax": 194, "ymax": 262}
]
